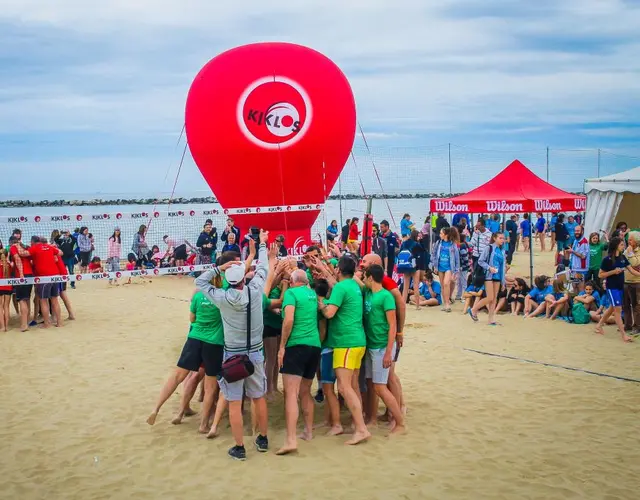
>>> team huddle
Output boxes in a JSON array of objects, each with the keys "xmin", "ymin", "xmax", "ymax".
[{"xmin": 146, "ymin": 231, "xmax": 407, "ymax": 460}]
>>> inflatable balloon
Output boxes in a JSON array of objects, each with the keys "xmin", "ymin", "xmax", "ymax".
[{"xmin": 185, "ymin": 42, "xmax": 356, "ymax": 255}]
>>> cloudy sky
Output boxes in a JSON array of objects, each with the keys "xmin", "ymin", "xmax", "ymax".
[{"xmin": 1, "ymin": 0, "xmax": 639, "ymax": 199}]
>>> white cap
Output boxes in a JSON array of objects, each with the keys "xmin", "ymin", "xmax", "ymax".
[{"xmin": 225, "ymin": 264, "xmax": 246, "ymax": 285}]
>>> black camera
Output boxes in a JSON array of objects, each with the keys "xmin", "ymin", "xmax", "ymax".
[{"xmin": 249, "ymin": 226, "xmax": 260, "ymax": 244}]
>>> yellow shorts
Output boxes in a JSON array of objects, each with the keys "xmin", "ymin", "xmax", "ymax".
[
  {"xmin": 347, "ymin": 238, "xmax": 358, "ymax": 244},
  {"xmin": 333, "ymin": 347, "xmax": 366, "ymax": 370}
]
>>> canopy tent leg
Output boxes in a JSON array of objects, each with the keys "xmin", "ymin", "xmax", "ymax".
[{"xmin": 529, "ymin": 212, "xmax": 534, "ymax": 287}]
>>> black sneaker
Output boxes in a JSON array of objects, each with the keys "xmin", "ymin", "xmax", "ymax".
[
  {"xmin": 228, "ymin": 445, "xmax": 246, "ymax": 461},
  {"xmin": 314, "ymin": 388, "xmax": 324, "ymax": 403},
  {"xmin": 255, "ymin": 434, "xmax": 268, "ymax": 452}
]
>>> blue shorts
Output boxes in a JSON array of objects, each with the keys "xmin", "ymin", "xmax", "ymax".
[
  {"xmin": 319, "ymin": 348, "xmax": 336, "ymax": 384},
  {"xmin": 607, "ymin": 289, "xmax": 623, "ymax": 307},
  {"xmin": 557, "ymin": 241, "xmax": 569, "ymax": 252}
]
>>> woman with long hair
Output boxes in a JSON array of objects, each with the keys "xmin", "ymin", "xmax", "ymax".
[
  {"xmin": 596, "ymin": 236, "xmax": 640, "ymax": 342},
  {"xmin": 107, "ymin": 227, "xmax": 122, "ymax": 285},
  {"xmin": 132, "ymin": 224, "xmax": 149, "ymax": 268},
  {"xmin": 431, "ymin": 227, "xmax": 460, "ymax": 312},
  {"xmin": 50, "ymin": 229, "xmax": 61, "ymax": 247},
  {"xmin": 469, "ymin": 231, "xmax": 507, "ymax": 325},
  {"xmin": 586, "ymin": 231, "xmax": 608, "ymax": 286}
]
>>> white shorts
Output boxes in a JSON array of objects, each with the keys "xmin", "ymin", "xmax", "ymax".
[
  {"xmin": 218, "ymin": 350, "xmax": 266, "ymax": 401},
  {"xmin": 364, "ymin": 343, "xmax": 397, "ymax": 385}
]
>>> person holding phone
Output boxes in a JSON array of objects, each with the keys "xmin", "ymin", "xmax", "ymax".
[{"xmin": 221, "ymin": 217, "xmax": 241, "ymax": 245}]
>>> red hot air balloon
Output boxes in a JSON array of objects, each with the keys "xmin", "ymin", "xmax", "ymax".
[{"xmin": 185, "ymin": 42, "xmax": 356, "ymax": 255}]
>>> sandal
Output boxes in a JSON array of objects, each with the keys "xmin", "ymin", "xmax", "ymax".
[{"xmin": 468, "ymin": 309, "xmax": 478, "ymax": 322}]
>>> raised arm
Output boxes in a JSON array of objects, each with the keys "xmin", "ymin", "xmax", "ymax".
[
  {"xmin": 194, "ymin": 265, "xmax": 225, "ymax": 305},
  {"xmin": 249, "ymin": 232, "xmax": 270, "ymax": 291}
]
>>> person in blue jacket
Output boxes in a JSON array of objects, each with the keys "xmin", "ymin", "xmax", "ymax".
[
  {"xmin": 469, "ymin": 232, "xmax": 507, "ymax": 325},
  {"xmin": 431, "ymin": 227, "xmax": 460, "ymax": 313}
]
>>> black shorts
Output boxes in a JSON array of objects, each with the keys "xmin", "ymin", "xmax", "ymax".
[
  {"xmin": 36, "ymin": 283, "xmax": 60, "ymax": 299},
  {"xmin": 176, "ymin": 337, "xmax": 224, "ymax": 377},
  {"xmin": 280, "ymin": 345, "xmax": 321, "ymax": 379},
  {"xmin": 15, "ymin": 277, "xmax": 33, "ymax": 302},
  {"xmin": 263, "ymin": 325, "xmax": 281, "ymax": 338},
  {"xmin": 79, "ymin": 251, "xmax": 91, "ymax": 267},
  {"xmin": 0, "ymin": 289, "xmax": 12, "ymax": 296},
  {"xmin": 58, "ymin": 282, "xmax": 67, "ymax": 293},
  {"xmin": 173, "ymin": 244, "xmax": 188, "ymax": 261}
]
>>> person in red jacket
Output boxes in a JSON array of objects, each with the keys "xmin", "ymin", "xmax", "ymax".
[
  {"xmin": 347, "ymin": 217, "xmax": 361, "ymax": 253},
  {"xmin": 14, "ymin": 237, "xmax": 63, "ymax": 328},
  {"xmin": 9, "ymin": 234, "xmax": 35, "ymax": 331}
]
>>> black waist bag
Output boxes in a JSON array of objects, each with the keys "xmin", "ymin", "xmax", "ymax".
[{"xmin": 219, "ymin": 289, "xmax": 255, "ymax": 383}]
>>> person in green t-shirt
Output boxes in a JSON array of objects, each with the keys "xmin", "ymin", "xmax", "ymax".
[
  {"xmin": 363, "ymin": 264, "xmax": 405, "ymax": 434},
  {"xmin": 319, "ymin": 256, "xmax": 370, "ymax": 445},
  {"xmin": 587, "ymin": 231, "xmax": 608, "ymax": 284},
  {"xmin": 275, "ymin": 269, "xmax": 322, "ymax": 455},
  {"xmin": 146, "ymin": 260, "xmax": 237, "ymax": 429}
]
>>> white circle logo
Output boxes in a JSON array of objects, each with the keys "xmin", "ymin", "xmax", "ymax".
[{"xmin": 237, "ymin": 76, "xmax": 312, "ymax": 150}]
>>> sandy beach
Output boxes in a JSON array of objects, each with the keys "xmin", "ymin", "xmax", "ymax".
[{"xmin": 1, "ymin": 245, "xmax": 639, "ymax": 500}]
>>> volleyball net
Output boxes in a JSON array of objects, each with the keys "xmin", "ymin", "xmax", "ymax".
[{"xmin": 0, "ymin": 205, "xmax": 335, "ymax": 286}]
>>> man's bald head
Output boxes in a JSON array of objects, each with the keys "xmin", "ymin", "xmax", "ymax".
[
  {"xmin": 290, "ymin": 269, "xmax": 309, "ymax": 286},
  {"xmin": 362, "ymin": 253, "xmax": 382, "ymax": 269}
]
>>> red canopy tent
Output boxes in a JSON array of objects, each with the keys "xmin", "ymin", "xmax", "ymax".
[
  {"xmin": 429, "ymin": 160, "xmax": 587, "ymax": 285},
  {"xmin": 429, "ymin": 159, "xmax": 587, "ymax": 213}
]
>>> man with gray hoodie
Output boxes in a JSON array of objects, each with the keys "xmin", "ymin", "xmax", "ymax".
[{"xmin": 195, "ymin": 230, "xmax": 272, "ymax": 461}]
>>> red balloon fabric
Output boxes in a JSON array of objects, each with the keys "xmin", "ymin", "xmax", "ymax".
[{"xmin": 185, "ymin": 42, "xmax": 356, "ymax": 254}]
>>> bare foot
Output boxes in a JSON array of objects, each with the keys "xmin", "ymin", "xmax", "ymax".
[
  {"xmin": 68, "ymin": 315, "xmax": 76, "ymax": 320},
  {"xmin": 595, "ymin": 325, "xmax": 605, "ymax": 335},
  {"xmin": 390, "ymin": 424, "xmax": 407, "ymax": 435},
  {"xmin": 206, "ymin": 427, "xmax": 219, "ymax": 439},
  {"xmin": 345, "ymin": 430, "xmax": 371, "ymax": 445},
  {"xmin": 366, "ymin": 420, "xmax": 378, "ymax": 430},
  {"xmin": 275, "ymin": 443, "xmax": 298, "ymax": 455},
  {"xmin": 171, "ymin": 413, "xmax": 184, "ymax": 425},
  {"xmin": 146, "ymin": 412, "xmax": 158, "ymax": 425},
  {"xmin": 622, "ymin": 334, "xmax": 634, "ymax": 343},
  {"xmin": 184, "ymin": 407, "xmax": 196, "ymax": 417},
  {"xmin": 298, "ymin": 430, "xmax": 313, "ymax": 441},
  {"xmin": 326, "ymin": 425, "xmax": 344, "ymax": 436},
  {"xmin": 198, "ymin": 425, "xmax": 210, "ymax": 434}
]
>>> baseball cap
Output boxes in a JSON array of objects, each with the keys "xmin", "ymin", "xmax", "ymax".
[
  {"xmin": 225, "ymin": 263, "xmax": 246, "ymax": 285},
  {"xmin": 114, "ymin": 226, "xmax": 121, "ymax": 231}
]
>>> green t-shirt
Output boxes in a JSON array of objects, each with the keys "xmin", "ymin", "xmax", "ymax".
[
  {"xmin": 364, "ymin": 288, "xmax": 396, "ymax": 349},
  {"xmin": 189, "ymin": 291, "xmax": 224, "ymax": 345},
  {"xmin": 263, "ymin": 287, "xmax": 282, "ymax": 329},
  {"xmin": 589, "ymin": 242, "xmax": 606, "ymax": 271},
  {"xmin": 282, "ymin": 286, "xmax": 321, "ymax": 347},
  {"xmin": 325, "ymin": 278, "xmax": 366, "ymax": 348}
]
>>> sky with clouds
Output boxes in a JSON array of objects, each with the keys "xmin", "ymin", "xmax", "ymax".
[{"xmin": 1, "ymin": 0, "xmax": 639, "ymax": 199}]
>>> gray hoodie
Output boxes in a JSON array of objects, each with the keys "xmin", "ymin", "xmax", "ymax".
[{"xmin": 195, "ymin": 244, "xmax": 269, "ymax": 353}]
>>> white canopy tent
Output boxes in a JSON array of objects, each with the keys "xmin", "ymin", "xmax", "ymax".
[{"xmin": 584, "ymin": 166, "xmax": 640, "ymax": 236}]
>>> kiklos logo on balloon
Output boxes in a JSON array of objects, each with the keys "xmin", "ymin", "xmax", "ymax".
[{"xmin": 237, "ymin": 76, "xmax": 312, "ymax": 150}]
